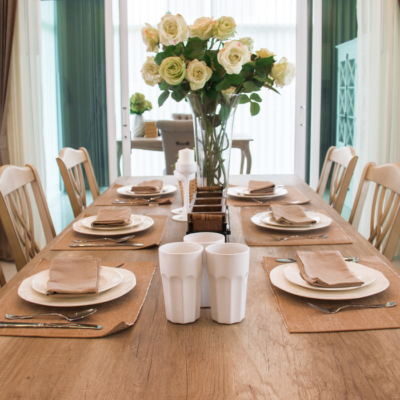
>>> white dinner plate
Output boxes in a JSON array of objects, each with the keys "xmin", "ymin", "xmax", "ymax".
[
  {"xmin": 73, "ymin": 215, "xmax": 154, "ymax": 236},
  {"xmin": 81, "ymin": 215, "xmax": 143, "ymax": 231},
  {"xmin": 117, "ymin": 184, "xmax": 177, "ymax": 197},
  {"xmin": 270, "ymin": 263, "xmax": 389, "ymax": 300},
  {"xmin": 284, "ymin": 262, "xmax": 376, "ymax": 291},
  {"xmin": 19, "ymin": 268, "xmax": 136, "ymax": 307},
  {"xmin": 261, "ymin": 213, "xmax": 320, "ymax": 228},
  {"xmin": 251, "ymin": 211, "xmax": 332, "ymax": 232},
  {"xmin": 31, "ymin": 266, "xmax": 123, "ymax": 297},
  {"xmin": 227, "ymin": 185, "xmax": 288, "ymax": 200}
]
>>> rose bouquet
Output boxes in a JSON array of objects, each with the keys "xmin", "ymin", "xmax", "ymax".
[{"xmin": 140, "ymin": 14, "xmax": 295, "ymax": 188}]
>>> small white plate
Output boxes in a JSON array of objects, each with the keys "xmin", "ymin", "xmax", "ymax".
[
  {"xmin": 117, "ymin": 184, "xmax": 177, "ymax": 197},
  {"xmin": 284, "ymin": 262, "xmax": 376, "ymax": 291},
  {"xmin": 261, "ymin": 213, "xmax": 320, "ymax": 228},
  {"xmin": 19, "ymin": 268, "xmax": 136, "ymax": 307},
  {"xmin": 270, "ymin": 264, "xmax": 389, "ymax": 300},
  {"xmin": 227, "ymin": 186, "xmax": 288, "ymax": 199},
  {"xmin": 252, "ymin": 211, "xmax": 332, "ymax": 232},
  {"xmin": 81, "ymin": 215, "xmax": 143, "ymax": 231},
  {"xmin": 31, "ymin": 266, "xmax": 123, "ymax": 297},
  {"xmin": 73, "ymin": 215, "xmax": 154, "ymax": 236}
]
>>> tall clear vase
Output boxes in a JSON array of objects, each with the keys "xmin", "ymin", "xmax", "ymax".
[{"xmin": 187, "ymin": 93, "xmax": 240, "ymax": 191}]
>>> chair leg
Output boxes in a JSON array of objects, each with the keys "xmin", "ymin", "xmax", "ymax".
[{"xmin": 0, "ymin": 264, "xmax": 6, "ymax": 287}]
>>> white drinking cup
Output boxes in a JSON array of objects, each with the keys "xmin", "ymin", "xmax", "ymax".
[
  {"xmin": 205, "ymin": 243, "xmax": 250, "ymax": 324},
  {"xmin": 159, "ymin": 242, "xmax": 203, "ymax": 324},
  {"xmin": 183, "ymin": 232, "xmax": 225, "ymax": 307}
]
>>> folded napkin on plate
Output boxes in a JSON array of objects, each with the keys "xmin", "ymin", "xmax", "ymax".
[
  {"xmin": 296, "ymin": 250, "xmax": 364, "ymax": 288},
  {"xmin": 131, "ymin": 179, "xmax": 163, "ymax": 193},
  {"xmin": 91, "ymin": 209, "xmax": 131, "ymax": 227},
  {"xmin": 46, "ymin": 256, "xmax": 101, "ymax": 295},
  {"xmin": 122, "ymin": 197, "xmax": 173, "ymax": 206},
  {"xmin": 270, "ymin": 204, "xmax": 316, "ymax": 226},
  {"xmin": 247, "ymin": 180, "xmax": 275, "ymax": 195}
]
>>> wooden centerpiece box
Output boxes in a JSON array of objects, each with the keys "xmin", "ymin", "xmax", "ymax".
[
  {"xmin": 187, "ymin": 186, "xmax": 231, "ymax": 240},
  {"xmin": 145, "ymin": 121, "xmax": 158, "ymax": 138}
]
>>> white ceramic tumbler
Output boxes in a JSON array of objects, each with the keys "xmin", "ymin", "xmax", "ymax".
[
  {"xmin": 159, "ymin": 242, "xmax": 203, "ymax": 324},
  {"xmin": 183, "ymin": 232, "xmax": 225, "ymax": 307},
  {"xmin": 205, "ymin": 243, "xmax": 250, "ymax": 324}
]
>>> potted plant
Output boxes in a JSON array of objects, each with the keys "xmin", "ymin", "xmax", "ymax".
[{"xmin": 130, "ymin": 92, "xmax": 152, "ymax": 137}]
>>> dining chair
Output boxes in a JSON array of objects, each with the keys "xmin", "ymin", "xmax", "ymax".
[
  {"xmin": 349, "ymin": 162, "xmax": 400, "ymax": 262},
  {"xmin": 172, "ymin": 113, "xmax": 192, "ymax": 121},
  {"xmin": 0, "ymin": 264, "xmax": 6, "ymax": 287},
  {"xmin": 57, "ymin": 147, "xmax": 100, "ymax": 218},
  {"xmin": 0, "ymin": 164, "xmax": 56, "ymax": 271},
  {"xmin": 157, "ymin": 120, "xmax": 195, "ymax": 175},
  {"xmin": 316, "ymin": 146, "xmax": 358, "ymax": 214}
]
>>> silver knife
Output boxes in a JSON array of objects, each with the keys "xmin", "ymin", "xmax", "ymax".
[
  {"xmin": 112, "ymin": 201, "xmax": 159, "ymax": 206},
  {"xmin": 0, "ymin": 321, "xmax": 102, "ymax": 330},
  {"xmin": 70, "ymin": 243, "xmax": 143, "ymax": 248}
]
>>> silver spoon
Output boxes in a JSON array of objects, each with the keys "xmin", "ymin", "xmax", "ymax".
[
  {"xmin": 6, "ymin": 309, "xmax": 97, "ymax": 322},
  {"xmin": 73, "ymin": 234, "xmax": 136, "ymax": 244},
  {"xmin": 276, "ymin": 256, "xmax": 359, "ymax": 263},
  {"xmin": 308, "ymin": 301, "xmax": 396, "ymax": 314}
]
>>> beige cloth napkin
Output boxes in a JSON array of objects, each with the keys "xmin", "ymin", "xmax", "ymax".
[
  {"xmin": 131, "ymin": 179, "xmax": 163, "ymax": 193},
  {"xmin": 91, "ymin": 209, "xmax": 131, "ymax": 227},
  {"xmin": 296, "ymin": 250, "xmax": 364, "ymax": 288},
  {"xmin": 270, "ymin": 205, "xmax": 316, "ymax": 226},
  {"xmin": 247, "ymin": 180, "xmax": 275, "ymax": 195},
  {"xmin": 46, "ymin": 256, "xmax": 101, "ymax": 295}
]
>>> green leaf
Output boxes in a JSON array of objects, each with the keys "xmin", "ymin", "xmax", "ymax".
[
  {"xmin": 239, "ymin": 94, "xmax": 250, "ymax": 104},
  {"xmin": 187, "ymin": 48, "xmax": 205, "ymax": 60},
  {"xmin": 253, "ymin": 75, "xmax": 268, "ymax": 82},
  {"xmin": 154, "ymin": 52, "xmax": 170, "ymax": 66},
  {"xmin": 252, "ymin": 79, "xmax": 264, "ymax": 88},
  {"xmin": 171, "ymin": 89, "xmax": 184, "ymax": 102},
  {"xmin": 256, "ymin": 56, "xmax": 274, "ymax": 67},
  {"xmin": 211, "ymin": 70, "xmax": 220, "ymax": 82},
  {"xmin": 174, "ymin": 42, "xmax": 184, "ymax": 56},
  {"xmin": 226, "ymin": 74, "xmax": 245, "ymax": 85},
  {"xmin": 215, "ymin": 78, "xmax": 231, "ymax": 91},
  {"xmin": 264, "ymin": 84, "xmax": 281, "ymax": 95},
  {"xmin": 186, "ymin": 37, "xmax": 206, "ymax": 49},
  {"xmin": 256, "ymin": 69, "xmax": 267, "ymax": 79},
  {"xmin": 204, "ymin": 54, "xmax": 211, "ymax": 67},
  {"xmin": 219, "ymin": 105, "xmax": 229, "ymax": 122},
  {"xmin": 205, "ymin": 89, "xmax": 218, "ymax": 100},
  {"xmin": 250, "ymin": 93, "xmax": 262, "ymax": 102},
  {"xmin": 241, "ymin": 62, "xmax": 256, "ymax": 72},
  {"xmin": 158, "ymin": 90, "xmax": 170, "ymax": 107},
  {"xmin": 243, "ymin": 81, "xmax": 261, "ymax": 92},
  {"xmin": 250, "ymin": 102, "xmax": 261, "ymax": 116},
  {"xmin": 159, "ymin": 81, "xmax": 169, "ymax": 90}
]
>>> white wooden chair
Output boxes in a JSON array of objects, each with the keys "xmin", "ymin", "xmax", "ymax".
[
  {"xmin": 0, "ymin": 164, "xmax": 56, "ymax": 271},
  {"xmin": 317, "ymin": 146, "xmax": 358, "ymax": 214},
  {"xmin": 56, "ymin": 147, "xmax": 100, "ymax": 218},
  {"xmin": 349, "ymin": 162, "xmax": 400, "ymax": 262}
]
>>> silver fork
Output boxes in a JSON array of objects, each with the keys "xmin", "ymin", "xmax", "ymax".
[
  {"xmin": 115, "ymin": 196, "xmax": 160, "ymax": 203},
  {"xmin": 308, "ymin": 301, "xmax": 396, "ymax": 314},
  {"xmin": 266, "ymin": 234, "xmax": 327, "ymax": 241},
  {"xmin": 252, "ymin": 199, "xmax": 307, "ymax": 205},
  {"xmin": 73, "ymin": 234, "xmax": 136, "ymax": 243}
]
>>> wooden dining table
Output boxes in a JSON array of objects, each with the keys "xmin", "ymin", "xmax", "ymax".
[{"xmin": 1, "ymin": 173, "xmax": 400, "ymax": 399}]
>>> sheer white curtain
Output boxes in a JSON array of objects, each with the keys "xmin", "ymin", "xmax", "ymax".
[
  {"xmin": 127, "ymin": 0, "xmax": 296, "ymax": 176},
  {"xmin": 355, "ymin": 0, "xmax": 400, "ymax": 247}
]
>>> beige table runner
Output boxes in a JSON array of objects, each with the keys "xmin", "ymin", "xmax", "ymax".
[
  {"xmin": 240, "ymin": 208, "xmax": 352, "ymax": 246},
  {"xmin": 0, "ymin": 260, "xmax": 156, "ymax": 338},
  {"xmin": 263, "ymin": 256, "xmax": 400, "ymax": 333},
  {"xmin": 227, "ymin": 185, "xmax": 309, "ymax": 207},
  {"xmin": 96, "ymin": 184, "xmax": 175, "ymax": 206},
  {"xmin": 51, "ymin": 214, "xmax": 168, "ymax": 251}
]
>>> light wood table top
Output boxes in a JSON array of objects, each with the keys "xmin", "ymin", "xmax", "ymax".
[{"xmin": 1, "ymin": 174, "xmax": 399, "ymax": 399}]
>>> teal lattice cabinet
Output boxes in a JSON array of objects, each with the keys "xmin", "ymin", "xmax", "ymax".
[{"xmin": 336, "ymin": 38, "xmax": 357, "ymax": 211}]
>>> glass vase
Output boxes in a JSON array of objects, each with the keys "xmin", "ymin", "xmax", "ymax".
[{"xmin": 187, "ymin": 93, "xmax": 240, "ymax": 191}]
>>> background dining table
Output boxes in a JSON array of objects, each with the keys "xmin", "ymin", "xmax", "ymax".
[{"xmin": 0, "ymin": 174, "xmax": 399, "ymax": 399}]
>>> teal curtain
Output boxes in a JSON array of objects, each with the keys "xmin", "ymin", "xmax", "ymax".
[
  {"xmin": 54, "ymin": 0, "xmax": 109, "ymax": 187},
  {"xmin": 319, "ymin": 0, "xmax": 357, "ymax": 171}
]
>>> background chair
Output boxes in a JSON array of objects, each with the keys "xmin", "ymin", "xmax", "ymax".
[
  {"xmin": 172, "ymin": 113, "xmax": 192, "ymax": 121},
  {"xmin": 0, "ymin": 164, "xmax": 56, "ymax": 271},
  {"xmin": 349, "ymin": 162, "xmax": 400, "ymax": 262},
  {"xmin": 57, "ymin": 147, "xmax": 100, "ymax": 217},
  {"xmin": 317, "ymin": 146, "xmax": 358, "ymax": 214},
  {"xmin": 157, "ymin": 120, "xmax": 195, "ymax": 175}
]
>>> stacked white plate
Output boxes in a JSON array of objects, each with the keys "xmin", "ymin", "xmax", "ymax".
[
  {"xmin": 227, "ymin": 185, "xmax": 288, "ymax": 199},
  {"xmin": 18, "ymin": 266, "xmax": 136, "ymax": 307},
  {"xmin": 270, "ymin": 262, "xmax": 390, "ymax": 300},
  {"xmin": 117, "ymin": 184, "xmax": 177, "ymax": 197}
]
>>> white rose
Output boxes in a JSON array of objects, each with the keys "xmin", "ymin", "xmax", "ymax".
[
  {"xmin": 256, "ymin": 48, "xmax": 275, "ymax": 59},
  {"xmin": 217, "ymin": 40, "xmax": 251, "ymax": 75},
  {"xmin": 238, "ymin": 37, "xmax": 254, "ymax": 52},
  {"xmin": 270, "ymin": 57, "xmax": 296, "ymax": 88},
  {"xmin": 186, "ymin": 59, "xmax": 212, "ymax": 90},
  {"xmin": 159, "ymin": 56, "xmax": 186, "ymax": 85},
  {"xmin": 141, "ymin": 56, "xmax": 162, "ymax": 87},
  {"xmin": 221, "ymin": 86, "xmax": 236, "ymax": 94},
  {"xmin": 157, "ymin": 14, "xmax": 188, "ymax": 46},
  {"xmin": 141, "ymin": 23, "xmax": 159, "ymax": 53},
  {"xmin": 189, "ymin": 17, "xmax": 215, "ymax": 40},
  {"xmin": 213, "ymin": 16, "xmax": 236, "ymax": 40}
]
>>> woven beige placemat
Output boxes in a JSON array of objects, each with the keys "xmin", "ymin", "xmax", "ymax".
[
  {"xmin": 0, "ymin": 260, "xmax": 156, "ymax": 338},
  {"xmin": 51, "ymin": 214, "xmax": 168, "ymax": 251},
  {"xmin": 227, "ymin": 185, "xmax": 309, "ymax": 207},
  {"xmin": 263, "ymin": 256, "xmax": 400, "ymax": 333},
  {"xmin": 240, "ymin": 208, "xmax": 352, "ymax": 246}
]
